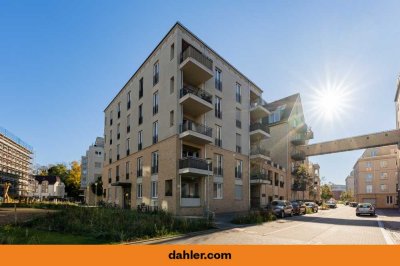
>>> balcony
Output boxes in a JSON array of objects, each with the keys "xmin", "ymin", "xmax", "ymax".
[
  {"xmin": 179, "ymin": 120, "xmax": 213, "ymax": 145},
  {"xmin": 179, "ymin": 157, "xmax": 212, "ymax": 177},
  {"xmin": 250, "ymin": 123, "xmax": 271, "ymax": 141},
  {"xmin": 179, "ymin": 86, "xmax": 213, "ymax": 117},
  {"xmin": 250, "ymin": 147, "xmax": 271, "ymax": 161},
  {"xmin": 250, "ymin": 172, "xmax": 272, "ymax": 185},
  {"xmin": 291, "ymin": 150, "xmax": 306, "ymax": 161},
  {"xmin": 291, "ymin": 130, "xmax": 314, "ymax": 145},
  {"xmin": 250, "ymin": 98, "xmax": 270, "ymax": 120},
  {"xmin": 180, "ymin": 45, "xmax": 213, "ymax": 85}
]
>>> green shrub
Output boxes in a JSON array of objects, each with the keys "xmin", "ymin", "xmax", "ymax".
[
  {"xmin": 231, "ymin": 210, "xmax": 276, "ymax": 225},
  {"xmin": 306, "ymin": 208, "xmax": 314, "ymax": 214}
]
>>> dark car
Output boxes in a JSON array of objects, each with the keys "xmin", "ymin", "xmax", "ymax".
[
  {"xmin": 305, "ymin": 202, "xmax": 319, "ymax": 213},
  {"xmin": 290, "ymin": 200, "xmax": 307, "ymax": 215},
  {"xmin": 350, "ymin": 202, "xmax": 358, "ymax": 207},
  {"xmin": 267, "ymin": 200, "xmax": 294, "ymax": 218}
]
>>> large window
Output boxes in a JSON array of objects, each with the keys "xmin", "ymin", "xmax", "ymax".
[
  {"xmin": 151, "ymin": 181, "xmax": 158, "ymax": 198},
  {"xmin": 366, "ymin": 185, "xmax": 373, "ymax": 193},
  {"xmin": 138, "ymin": 130, "xmax": 143, "ymax": 151},
  {"xmin": 215, "ymin": 67, "xmax": 222, "ymax": 91},
  {"xmin": 127, "ymin": 114, "xmax": 131, "ymax": 133},
  {"xmin": 138, "ymin": 104, "xmax": 143, "ymax": 125},
  {"xmin": 215, "ymin": 96, "xmax": 222, "ymax": 118},
  {"xmin": 214, "ymin": 154, "xmax": 223, "ymax": 176},
  {"xmin": 115, "ymin": 165, "xmax": 120, "ymax": 181},
  {"xmin": 235, "ymin": 108, "xmax": 241, "ymax": 128},
  {"xmin": 365, "ymin": 173, "xmax": 373, "ymax": 182},
  {"xmin": 215, "ymin": 125, "xmax": 222, "ymax": 147},
  {"xmin": 151, "ymin": 151, "xmax": 159, "ymax": 175},
  {"xmin": 236, "ymin": 133, "xmax": 241, "ymax": 153},
  {"xmin": 380, "ymin": 172, "xmax": 388, "ymax": 179},
  {"xmin": 137, "ymin": 183, "xmax": 142, "ymax": 198},
  {"xmin": 170, "ymin": 76, "xmax": 174, "ymax": 94},
  {"xmin": 137, "ymin": 157, "xmax": 143, "ymax": 177},
  {"xmin": 170, "ymin": 43, "xmax": 174, "ymax": 60},
  {"xmin": 235, "ymin": 159, "xmax": 243, "ymax": 179},
  {"xmin": 153, "ymin": 91, "xmax": 159, "ymax": 115},
  {"xmin": 235, "ymin": 83, "xmax": 241, "ymax": 103},
  {"xmin": 387, "ymin": 196, "xmax": 393, "ymax": 205},
  {"xmin": 380, "ymin": 184, "xmax": 388, "ymax": 191},
  {"xmin": 152, "ymin": 121, "xmax": 159, "ymax": 144},
  {"xmin": 153, "ymin": 61, "xmax": 159, "ymax": 85},
  {"xmin": 126, "ymin": 138, "xmax": 130, "ymax": 156},
  {"xmin": 125, "ymin": 161, "xmax": 130, "ymax": 179},
  {"xmin": 213, "ymin": 183, "xmax": 223, "ymax": 199},
  {"xmin": 117, "ymin": 102, "xmax": 121, "ymax": 119},
  {"xmin": 165, "ymin": 180, "xmax": 172, "ymax": 196},
  {"xmin": 181, "ymin": 181, "xmax": 199, "ymax": 198}
]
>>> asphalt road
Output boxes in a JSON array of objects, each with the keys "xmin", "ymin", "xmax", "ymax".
[{"xmin": 158, "ymin": 205, "xmax": 398, "ymax": 245}]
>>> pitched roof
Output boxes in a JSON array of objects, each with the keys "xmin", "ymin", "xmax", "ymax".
[
  {"xmin": 265, "ymin": 93, "xmax": 300, "ymax": 124},
  {"xmin": 34, "ymin": 175, "xmax": 60, "ymax": 185}
]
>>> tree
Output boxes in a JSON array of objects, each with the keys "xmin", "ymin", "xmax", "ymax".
[
  {"xmin": 90, "ymin": 176, "xmax": 103, "ymax": 196},
  {"xmin": 321, "ymin": 184, "xmax": 333, "ymax": 202},
  {"xmin": 65, "ymin": 161, "xmax": 81, "ymax": 199},
  {"xmin": 47, "ymin": 164, "xmax": 68, "ymax": 181},
  {"xmin": 293, "ymin": 164, "xmax": 312, "ymax": 199},
  {"xmin": 340, "ymin": 190, "xmax": 353, "ymax": 202}
]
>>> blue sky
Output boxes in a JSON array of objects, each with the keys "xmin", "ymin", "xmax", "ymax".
[{"xmin": 1, "ymin": 0, "xmax": 399, "ymax": 184}]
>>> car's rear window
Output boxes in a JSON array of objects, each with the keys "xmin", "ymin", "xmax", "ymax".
[
  {"xmin": 359, "ymin": 203, "xmax": 371, "ymax": 208},
  {"xmin": 271, "ymin": 201, "xmax": 283, "ymax": 206}
]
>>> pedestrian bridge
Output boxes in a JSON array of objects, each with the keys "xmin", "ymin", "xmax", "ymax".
[{"xmin": 295, "ymin": 129, "xmax": 400, "ymax": 158}]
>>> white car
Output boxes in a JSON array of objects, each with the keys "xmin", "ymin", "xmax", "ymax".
[{"xmin": 356, "ymin": 203, "xmax": 375, "ymax": 216}]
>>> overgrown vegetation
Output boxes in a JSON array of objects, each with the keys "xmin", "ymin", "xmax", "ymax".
[
  {"xmin": 231, "ymin": 210, "xmax": 276, "ymax": 225},
  {"xmin": 0, "ymin": 207, "xmax": 213, "ymax": 244},
  {"xmin": 0, "ymin": 201, "xmax": 78, "ymax": 209}
]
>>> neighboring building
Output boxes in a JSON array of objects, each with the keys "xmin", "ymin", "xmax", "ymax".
[
  {"xmin": 345, "ymin": 170, "xmax": 355, "ymax": 196},
  {"xmin": 353, "ymin": 145, "xmax": 398, "ymax": 208},
  {"xmin": 102, "ymin": 22, "xmax": 271, "ymax": 215},
  {"xmin": 330, "ymin": 184, "xmax": 346, "ymax": 200},
  {"xmin": 32, "ymin": 175, "xmax": 65, "ymax": 201},
  {"xmin": 395, "ymin": 76, "xmax": 400, "ymax": 208},
  {"xmin": 0, "ymin": 126, "xmax": 34, "ymax": 199},
  {"xmin": 81, "ymin": 137, "xmax": 104, "ymax": 205},
  {"xmin": 263, "ymin": 94, "xmax": 317, "ymax": 200}
]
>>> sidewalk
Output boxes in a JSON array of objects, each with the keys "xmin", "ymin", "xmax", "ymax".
[{"xmin": 376, "ymin": 208, "xmax": 400, "ymax": 244}]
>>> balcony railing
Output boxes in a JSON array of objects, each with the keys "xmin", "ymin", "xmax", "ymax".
[
  {"xmin": 250, "ymin": 147, "xmax": 271, "ymax": 157},
  {"xmin": 250, "ymin": 123, "xmax": 270, "ymax": 134},
  {"xmin": 180, "ymin": 86, "xmax": 213, "ymax": 104},
  {"xmin": 180, "ymin": 46, "xmax": 213, "ymax": 71},
  {"xmin": 250, "ymin": 172, "xmax": 271, "ymax": 182},
  {"xmin": 179, "ymin": 157, "xmax": 211, "ymax": 171},
  {"xmin": 250, "ymin": 98, "xmax": 267, "ymax": 109},
  {"xmin": 179, "ymin": 120, "xmax": 212, "ymax": 137}
]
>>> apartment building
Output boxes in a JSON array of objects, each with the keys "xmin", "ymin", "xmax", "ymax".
[
  {"xmin": 32, "ymin": 175, "xmax": 65, "ymax": 201},
  {"xmin": 345, "ymin": 170, "xmax": 355, "ymax": 196},
  {"xmin": 102, "ymin": 22, "xmax": 271, "ymax": 215},
  {"xmin": 395, "ymin": 77, "xmax": 400, "ymax": 207},
  {"xmin": 81, "ymin": 137, "xmax": 104, "ymax": 205},
  {"xmin": 262, "ymin": 94, "xmax": 316, "ymax": 200},
  {"xmin": 0, "ymin": 126, "xmax": 33, "ymax": 200},
  {"xmin": 330, "ymin": 184, "xmax": 346, "ymax": 200},
  {"xmin": 353, "ymin": 145, "xmax": 398, "ymax": 208}
]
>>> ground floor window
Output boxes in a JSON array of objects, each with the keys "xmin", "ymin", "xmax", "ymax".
[
  {"xmin": 235, "ymin": 185, "xmax": 243, "ymax": 200},
  {"xmin": 386, "ymin": 195, "xmax": 393, "ymax": 204},
  {"xmin": 181, "ymin": 179, "xmax": 199, "ymax": 198},
  {"xmin": 165, "ymin": 179, "xmax": 172, "ymax": 196},
  {"xmin": 213, "ymin": 183, "xmax": 223, "ymax": 199},
  {"xmin": 137, "ymin": 184, "xmax": 142, "ymax": 198},
  {"xmin": 151, "ymin": 181, "xmax": 158, "ymax": 198}
]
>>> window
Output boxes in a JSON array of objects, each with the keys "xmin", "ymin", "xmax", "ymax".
[
  {"xmin": 138, "ymin": 104, "xmax": 143, "ymax": 125},
  {"xmin": 235, "ymin": 83, "xmax": 241, "ymax": 103},
  {"xmin": 116, "ymin": 165, "xmax": 120, "ymax": 181},
  {"xmin": 137, "ymin": 157, "xmax": 143, "ymax": 177},
  {"xmin": 153, "ymin": 91, "xmax": 159, "ymax": 115},
  {"xmin": 215, "ymin": 67, "xmax": 222, "ymax": 90},
  {"xmin": 165, "ymin": 180, "xmax": 172, "ymax": 196},
  {"xmin": 138, "ymin": 130, "xmax": 143, "ymax": 150},
  {"xmin": 170, "ymin": 110, "xmax": 174, "ymax": 127},
  {"xmin": 109, "ymin": 149, "xmax": 112, "ymax": 164},
  {"xmin": 153, "ymin": 61, "xmax": 159, "ymax": 85},
  {"xmin": 214, "ymin": 154, "xmax": 223, "ymax": 176},
  {"xmin": 380, "ymin": 172, "xmax": 388, "ymax": 179},
  {"xmin": 109, "ymin": 110, "xmax": 113, "ymax": 125},
  {"xmin": 215, "ymin": 125, "xmax": 222, "ymax": 147},
  {"xmin": 235, "ymin": 159, "xmax": 243, "ymax": 179},
  {"xmin": 215, "ymin": 96, "xmax": 222, "ymax": 118},
  {"xmin": 116, "ymin": 144, "xmax": 120, "ymax": 160},
  {"xmin": 108, "ymin": 169, "xmax": 111, "ymax": 183},
  {"xmin": 235, "ymin": 185, "xmax": 243, "ymax": 200},
  {"xmin": 366, "ymin": 185, "xmax": 372, "ymax": 193},
  {"xmin": 269, "ymin": 110, "xmax": 281, "ymax": 124},
  {"xmin": 235, "ymin": 108, "xmax": 241, "ymax": 128},
  {"xmin": 152, "ymin": 121, "xmax": 158, "ymax": 144},
  {"xmin": 380, "ymin": 160, "xmax": 388, "ymax": 168},
  {"xmin": 170, "ymin": 76, "xmax": 174, "ymax": 94},
  {"xmin": 139, "ymin": 77, "xmax": 143, "ymax": 99},
  {"xmin": 181, "ymin": 182, "xmax": 199, "ymax": 198},
  {"xmin": 127, "ymin": 114, "xmax": 131, "ymax": 133},
  {"xmin": 117, "ymin": 123, "xmax": 120, "ymax": 139},
  {"xmin": 109, "ymin": 130, "xmax": 112, "ymax": 145},
  {"xmin": 117, "ymin": 102, "xmax": 121, "ymax": 119},
  {"xmin": 125, "ymin": 161, "xmax": 130, "ymax": 179},
  {"xmin": 365, "ymin": 161, "xmax": 372, "ymax": 169},
  {"xmin": 279, "ymin": 175, "xmax": 285, "ymax": 188},
  {"xmin": 365, "ymin": 173, "xmax": 373, "ymax": 182},
  {"xmin": 370, "ymin": 149, "xmax": 378, "ymax": 157},
  {"xmin": 137, "ymin": 183, "xmax": 142, "ymax": 198},
  {"xmin": 170, "ymin": 43, "xmax": 174, "ymax": 60},
  {"xmin": 387, "ymin": 196, "xmax": 393, "ymax": 204},
  {"xmin": 213, "ymin": 183, "xmax": 223, "ymax": 199},
  {"xmin": 151, "ymin": 151, "xmax": 159, "ymax": 175},
  {"xmin": 151, "ymin": 181, "xmax": 158, "ymax": 198},
  {"xmin": 94, "ymin": 162, "xmax": 102, "ymax": 168},
  {"xmin": 380, "ymin": 184, "xmax": 388, "ymax": 191},
  {"xmin": 126, "ymin": 138, "xmax": 130, "ymax": 156},
  {"xmin": 127, "ymin": 91, "xmax": 131, "ymax": 109},
  {"xmin": 236, "ymin": 133, "xmax": 241, "ymax": 153}
]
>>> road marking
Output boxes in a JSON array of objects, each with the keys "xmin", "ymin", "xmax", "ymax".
[{"xmin": 377, "ymin": 217, "xmax": 395, "ymax": 245}]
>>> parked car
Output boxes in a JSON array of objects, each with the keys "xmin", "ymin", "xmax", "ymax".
[
  {"xmin": 326, "ymin": 200, "xmax": 337, "ymax": 208},
  {"xmin": 290, "ymin": 200, "xmax": 307, "ymax": 215},
  {"xmin": 349, "ymin": 202, "xmax": 358, "ymax": 207},
  {"xmin": 356, "ymin": 203, "xmax": 375, "ymax": 216},
  {"xmin": 344, "ymin": 201, "xmax": 349, "ymax": 205},
  {"xmin": 305, "ymin": 202, "xmax": 319, "ymax": 213},
  {"xmin": 267, "ymin": 200, "xmax": 294, "ymax": 218}
]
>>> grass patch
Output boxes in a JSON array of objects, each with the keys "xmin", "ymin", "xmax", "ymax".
[
  {"xmin": 1, "ymin": 207, "xmax": 213, "ymax": 244},
  {"xmin": 231, "ymin": 210, "xmax": 276, "ymax": 225},
  {"xmin": 306, "ymin": 208, "xmax": 314, "ymax": 214}
]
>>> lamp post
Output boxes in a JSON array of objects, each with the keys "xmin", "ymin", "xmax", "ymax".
[
  {"xmin": 95, "ymin": 182, "xmax": 98, "ymax": 207},
  {"xmin": 205, "ymin": 158, "xmax": 212, "ymax": 220}
]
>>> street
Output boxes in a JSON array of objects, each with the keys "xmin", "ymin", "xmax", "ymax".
[{"xmin": 156, "ymin": 205, "xmax": 400, "ymax": 245}]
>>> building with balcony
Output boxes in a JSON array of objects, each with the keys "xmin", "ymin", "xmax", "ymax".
[
  {"xmin": 0, "ymin": 126, "xmax": 33, "ymax": 200},
  {"xmin": 353, "ymin": 145, "xmax": 398, "ymax": 208},
  {"xmin": 80, "ymin": 137, "xmax": 104, "ymax": 205},
  {"xmin": 395, "ymin": 77, "xmax": 400, "ymax": 208},
  {"xmin": 102, "ymin": 22, "xmax": 270, "ymax": 215}
]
